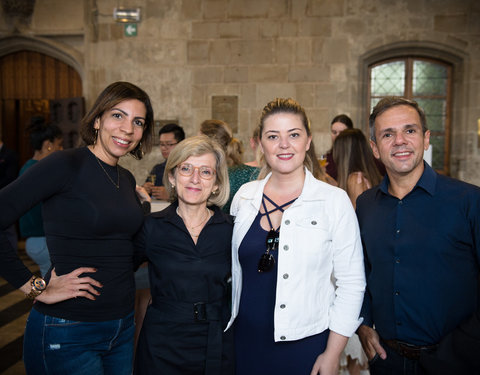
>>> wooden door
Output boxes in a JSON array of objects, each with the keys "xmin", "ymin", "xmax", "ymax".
[{"xmin": 0, "ymin": 51, "xmax": 83, "ymax": 166}]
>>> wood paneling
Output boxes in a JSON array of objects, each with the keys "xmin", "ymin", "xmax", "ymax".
[
  {"xmin": 0, "ymin": 50, "xmax": 82, "ymax": 166},
  {"xmin": 0, "ymin": 51, "xmax": 82, "ymax": 99}
]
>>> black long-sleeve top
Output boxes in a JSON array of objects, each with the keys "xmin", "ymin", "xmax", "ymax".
[
  {"xmin": 134, "ymin": 203, "xmax": 233, "ymax": 306},
  {"xmin": 0, "ymin": 147, "xmax": 144, "ymax": 321}
]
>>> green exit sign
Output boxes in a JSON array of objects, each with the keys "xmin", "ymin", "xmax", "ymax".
[{"xmin": 124, "ymin": 23, "xmax": 137, "ymax": 37}]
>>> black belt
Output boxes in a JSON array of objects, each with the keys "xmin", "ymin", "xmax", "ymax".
[
  {"xmin": 383, "ymin": 339, "xmax": 438, "ymax": 360},
  {"xmin": 151, "ymin": 298, "xmax": 223, "ymax": 322},
  {"xmin": 150, "ymin": 298, "xmax": 224, "ymax": 375}
]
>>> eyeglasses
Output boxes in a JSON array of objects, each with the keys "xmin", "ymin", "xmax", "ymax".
[
  {"xmin": 177, "ymin": 163, "xmax": 216, "ymax": 180},
  {"xmin": 258, "ymin": 229, "xmax": 279, "ymax": 272},
  {"xmin": 159, "ymin": 142, "xmax": 178, "ymax": 148}
]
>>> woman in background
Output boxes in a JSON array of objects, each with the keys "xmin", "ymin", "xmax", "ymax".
[
  {"xmin": 134, "ymin": 135, "xmax": 234, "ymax": 375},
  {"xmin": 244, "ymin": 127, "xmax": 260, "ymax": 167},
  {"xmin": 19, "ymin": 118, "xmax": 63, "ymax": 277},
  {"xmin": 332, "ymin": 128, "xmax": 381, "ymax": 375},
  {"xmin": 0, "ymin": 81, "xmax": 153, "ymax": 375},
  {"xmin": 225, "ymin": 128, "xmax": 261, "ymax": 213},
  {"xmin": 199, "ymin": 119, "xmax": 259, "ymax": 212},
  {"xmin": 227, "ymin": 98, "xmax": 365, "ymax": 375},
  {"xmin": 325, "ymin": 114, "xmax": 354, "ymax": 180},
  {"xmin": 200, "ymin": 119, "xmax": 243, "ymax": 167},
  {"xmin": 332, "ymin": 128, "xmax": 382, "ymax": 209}
]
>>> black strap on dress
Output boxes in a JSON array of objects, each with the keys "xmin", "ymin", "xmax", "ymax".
[
  {"xmin": 257, "ymin": 194, "xmax": 297, "ymax": 272},
  {"xmin": 260, "ymin": 193, "xmax": 297, "ymax": 231}
]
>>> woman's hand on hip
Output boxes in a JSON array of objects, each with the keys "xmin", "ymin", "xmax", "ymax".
[{"xmin": 36, "ymin": 267, "xmax": 102, "ymax": 304}]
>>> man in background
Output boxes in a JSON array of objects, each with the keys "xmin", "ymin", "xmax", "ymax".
[{"xmin": 143, "ymin": 123, "xmax": 185, "ymax": 200}]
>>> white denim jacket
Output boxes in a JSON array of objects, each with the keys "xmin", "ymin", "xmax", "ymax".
[{"xmin": 225, "ymin": 169, "xmax": 365, "ymax": 341}]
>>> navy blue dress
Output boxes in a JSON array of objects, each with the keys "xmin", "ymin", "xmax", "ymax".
[{"xmin": 234, "ymin": 212, "xmax": 329, "ymax": 375}]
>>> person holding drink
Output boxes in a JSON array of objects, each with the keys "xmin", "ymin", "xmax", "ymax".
[{"xmin": 143, "ymin": 123, "xmax": 185, "ymax": 200}]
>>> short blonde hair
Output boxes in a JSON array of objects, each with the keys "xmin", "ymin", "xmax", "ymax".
[{"xmin": 163, "ymin": 135, "xmax": 230, "ymax": 207}]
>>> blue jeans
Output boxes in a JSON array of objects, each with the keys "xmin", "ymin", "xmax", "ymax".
[
  {"xmin": 369, "ymin": 339, "xmax": 427, "ymax": 375},
  {"xmin": 25, "ymin": 237, "xmax": 51, "ymax": 277},
  {"xmin": 23, "ymin": 308, "xmax": 134, "ymax": 375}
]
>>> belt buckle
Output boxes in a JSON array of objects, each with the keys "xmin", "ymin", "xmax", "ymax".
[
  {"xmin": 397, "ymin": 341, "xmax": 421, "ymax": 360},
  {"xmin": 193, "ymin": 302, "xmax": 207, "ymax": 321}
]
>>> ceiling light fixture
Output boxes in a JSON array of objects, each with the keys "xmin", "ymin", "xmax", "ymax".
[{"xmin": 113, "ymin": 7, "xmax": 141, "ymax": 23}]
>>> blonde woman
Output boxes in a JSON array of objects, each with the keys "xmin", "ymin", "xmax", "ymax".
[{"xmin": 227, "ymin": 98, "xmax": 365, "ymax": 375}]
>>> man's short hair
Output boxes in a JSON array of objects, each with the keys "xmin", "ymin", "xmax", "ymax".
[
  {"xmin": 159, "ymin": 123, "xmax": 185, "ymax": 143},
  {"xmin": 369, "ymin": 97, "xmax": 428, "ymax": 142}
]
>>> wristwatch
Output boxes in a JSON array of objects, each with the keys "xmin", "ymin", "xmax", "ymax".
[{"xmin": 25, "ymin": 276, "xmax": 47, "ymax": 300}]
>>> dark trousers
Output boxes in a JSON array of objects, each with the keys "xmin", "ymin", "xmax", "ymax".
[{"xmin": 369, "ymin": 339, "xmax": 427, "ymax": 375}]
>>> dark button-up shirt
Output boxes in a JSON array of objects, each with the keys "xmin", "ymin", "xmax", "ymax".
[{"xmin": 356, "ymin": 163, "xmax": 480, "ymax": 346}]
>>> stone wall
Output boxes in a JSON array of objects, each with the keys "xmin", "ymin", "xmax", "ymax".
[{"xmin": 0, "ymin": 0, "xmax": 479, "ymax": 185}]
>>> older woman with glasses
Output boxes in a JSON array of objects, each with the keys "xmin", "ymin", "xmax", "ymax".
[
  {"xmin": 133, "ymin": 135, "xmax": 234, "ymax": 375},
  {"xmin": 226, "ymin": 98, "xmax": 366, "ymax": 375}
]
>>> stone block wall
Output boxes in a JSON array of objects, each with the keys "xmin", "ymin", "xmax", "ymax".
[{"xmin": 0, "ymin": 0, "xmax": 478, "ymax": 185}]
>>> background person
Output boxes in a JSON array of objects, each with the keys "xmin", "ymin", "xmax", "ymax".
[
  {"xmin": 227, "ymin": 98, "xmax": 365, "ymax": 375},
  {"xmin": 324, "ymin": 114, "xmax": 354, "ymax": 180},
  {"xmin": 356, "ymin": 97, "xmax": 480, "ymax": 375},
  {"xmin": 199, "ymin": 119, "xmax": 243, "ymax": 167},
  {"xmin": 0, "ymin": 137, "xmax": 19, "ymax": 250},
  {"xmin": 19, "ymin": 117, "xmax": 64, "ymax": 277},
  {"xmin": 134, "ymin": 135, "xmax": 234, "ymax": 375},
  {"xmin": 198, "ymin": 119, "xmax": 254, "ymax": 213},
  {"xmin": 332, "ymin": 128, "xmax": 382, "ymax": 209},
  {"xmin": 224, "ymin": 128, "xmax": 261, "ymax": 213},
  {"xmin": 143, "ymin": 122, "xmax": 185, "ymax": 200},
  {"xmin": 331, "ymin": 127, "xmax": 382, "ymax": 375},
  {"xmin": 0, "ymin": 81, "xmax": 153, "ymax": 375},
  {"xmin": 244, "ymin": 127, "xmax": 260, "ymax": 167}
]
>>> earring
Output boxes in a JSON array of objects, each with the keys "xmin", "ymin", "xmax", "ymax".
[
  {"xmin": 47, "ymin": 146, "xmax": 52, "ymax": 151},
  {"xmin": 212, "ymin": 190, "xmax": 218, "ymax": 195},
  {"xmin": 93, "ymin": 128, "xmax": 98, "ymax": 146}
]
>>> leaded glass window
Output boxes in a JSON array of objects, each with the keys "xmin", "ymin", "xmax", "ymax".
[{"xmin": 368, "ymin": 58, "xmax": 452, "ymax": 174}]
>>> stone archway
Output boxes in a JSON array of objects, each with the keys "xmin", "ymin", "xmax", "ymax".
[{"xmin": 0, "ymin": 35, "xmax": 84, "ymax": 78}]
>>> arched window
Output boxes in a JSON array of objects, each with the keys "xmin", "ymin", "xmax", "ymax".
[{"xmin": 368, "ymin": 57, "xmax": 452, "ymax": 174}]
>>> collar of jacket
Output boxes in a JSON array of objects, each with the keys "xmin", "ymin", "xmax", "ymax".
[
  {"xmin": 236, "ymin": 167, "xmax": 327, "ymax": 212},
  {"xmin": 150, "ymin": 200, "xmax": 233, "ymax": 226}
]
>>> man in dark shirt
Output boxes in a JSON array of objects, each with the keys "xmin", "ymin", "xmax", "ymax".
[
  {"xmin": 143, "ymin": 123, "xmax": 185, "ymax": 200},
  {"xmin": 356, "ymin": 97, "xmax": 480, "ymax": 375}
]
